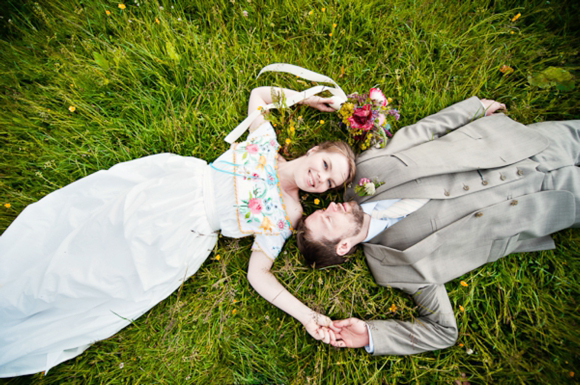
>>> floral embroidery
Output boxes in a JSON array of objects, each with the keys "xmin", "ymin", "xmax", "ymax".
[{"xmin": 259, "ymin": 217, "xmax": 274, "ymax": 232}]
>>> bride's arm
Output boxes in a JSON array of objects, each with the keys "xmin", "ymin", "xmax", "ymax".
[
  {"xmin": 247, "ymin": 87, "xmax": 336, "ymax": 132},
  {"xmin": 247, "ymin": 249, "xmax": 335, "ymax": 343}
]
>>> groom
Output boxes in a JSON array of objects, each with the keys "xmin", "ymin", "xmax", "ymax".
[{"xmin": 296, "ymin": 96, "xmax": 580, "ymax": 355}]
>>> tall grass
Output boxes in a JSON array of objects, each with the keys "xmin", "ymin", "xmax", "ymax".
[{"xmin": 1, "ymin": 0, "xmax": 579, "ymax": 383}]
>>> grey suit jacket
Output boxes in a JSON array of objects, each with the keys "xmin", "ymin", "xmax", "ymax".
[{"xmin": 344, "ymin": 97, "xmax": 577, "ymax": 355}]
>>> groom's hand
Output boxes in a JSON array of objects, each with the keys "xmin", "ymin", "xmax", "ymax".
[
  {"xmin": 303, "ymin": 312, "xmax": 337, "ymax": 345},
  {"xmin": 329, "ymin": 318, "xmax": 370, "ymax": 348}
]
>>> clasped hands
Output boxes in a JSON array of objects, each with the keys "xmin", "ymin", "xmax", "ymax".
[{"xmin": 303, "ymin": 314, "xmax": 370, "ymax": 349}]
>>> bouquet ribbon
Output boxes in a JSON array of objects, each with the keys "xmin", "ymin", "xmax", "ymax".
[{"xmin": 224, "ymin": 63, "xmax": 348, "ymax": 144}]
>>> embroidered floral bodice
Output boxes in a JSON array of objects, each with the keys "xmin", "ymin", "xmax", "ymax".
[{"xmin": 210, "ymin": 123, "xmax": 293, "ymax": 259}]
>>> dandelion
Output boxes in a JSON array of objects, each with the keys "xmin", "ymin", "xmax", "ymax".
[
  {"xmin": 257, "ymin": 106, "xmax": 263, "ymax": 110},
  {"xmin": 319, "ymin": 120, "xmax": 325, "ymax": 124},
  {"xmin": 460, "ymin": 281, "xmax": 468, "ymax": 287},
  {"xmin": 511, "ymin": 13, "xmax": 521, "ymax": 22},
  {"xmin": 389, "ymin": 304, "xmax": 397, "ymax": 312},
  {"xmin": 459, "ymin": 305, "xmax": 465, "ymax": 312},
  {"xmin": 242, "ymin": 10, "xmax": 248, "ymax": 17},
  {"xmin": 118, "ymin": 3, "xmax": 126, "ymax": 9},
  {"xmin": 4, "ymin": 203, "xmax": 10, "ymax": 208},
  {"xmin": 155, "ymin": 18, "xmax": 160, "ymax": 24},
  {"xmin": 215, "ymin": 254, "xmax": 221, "ymax": 261},
  {"xmin": 314, "ymin": 198, "xmax": 320, "ymax": 205},
  {"xmin": 285, "ymin": 138, "xmax": 292, "ymax": 145},
  {"xmin": 308, "ymin": 10, "xmax": 313, "ymax": 15},
  {"xmin": 289, "ymin": 125, "xmax": 295, "ymax": 135},
  {"xmin": 106, "ymin": 10, "xmax": 111, "ymax": 15},
  {"xmin": 68, "ymin": 106, "xmax": 76, "ymax": 112}
]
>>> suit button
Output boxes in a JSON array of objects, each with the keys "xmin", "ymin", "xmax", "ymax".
[
  {"xmin": 481, "ymin": 180, "xmax": 488, "ymax": 186},
  {"xmin": 510, "ymin": 200, "xmax": 518, "ymax": 206},
  {"xmin": 444, "ymin": 190, "xmax": 450, "ymax": 196},
  {"xmin": 475, "ymin": 212, "xmax": 483, "ymax": 217},
  {"xmin": 517, "ymin": 169, "xmax": 524, "ymax": 176},
  {"xmin": 500, "ymin": 174, "xmax": 506, "ymax": 181},
  {"xmin": 463, "ymin": 185, "xmax": 470, "ymax": 191}
]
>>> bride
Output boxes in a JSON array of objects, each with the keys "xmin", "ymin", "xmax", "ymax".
[{"xmin": 0, "ymin": 65, "xmax": 355, "ymax": 377}]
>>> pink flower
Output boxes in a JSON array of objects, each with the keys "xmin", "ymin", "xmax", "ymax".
[
  {"xmin": 277, "ymin": 219, "xmax": 286, "ymax": 229},
  {"xmin": 358, "ymin": 178, "xmax": 371, "ymax": 186},
  {"xmin": 348, "ymin": 104, "xmax": 374, "ymax": 130},
  {"xmin": 369, "ymin": 88, "xmax": 387, "ymax": 107},
  {"xmin": 377, "ymin": 113, "xmax": 386, "ymax": 126},
  {"xmin": 248, "ymin": 198, "xmax": 263, "ymax": 214},
  {"xmin": 246, "ymin": 143, "xmax": 259, "ymax": 154}
]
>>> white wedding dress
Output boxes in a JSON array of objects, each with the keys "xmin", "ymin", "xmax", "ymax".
[{"xmin": 0, "ymin": 123, "xmax": 291, "ymax": 377}]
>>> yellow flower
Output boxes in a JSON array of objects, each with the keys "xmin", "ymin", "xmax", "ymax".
[
  {"xmin": 499, "ymin": 65, "xmax": 514, "ymax": 75},
  {"xmin": 233, "ymin": 299, "xmax": 237, "ymax": 303},
  {"xmin": 68, "ymin": 106, "xmax": 76, "ymax": 112},
  {"xmin": 460, "ymin": 281, "xmax": 468, "ymax": 287},
  {"xmin": 328, "ymin": 33, "xmax": 332, "ymax": 37},
  {"xmin": 308, "ymin": 10, "xmax": 313, "ymax": 15},
  {"xmin": 387, "ymin": 97, "xmax": 393, "ymax": 104},
  {"xmin": 511, "ymin": 13, "xmax": 521, "ymax": 22},
  {"xmin": 510, "ymin": 31, "xmax": 515, "ymax": 34},
  {"xmin": 4, "ymin": 203, "xmax": 11, "ymax": 208},
  {"xmin": 106, "ymin": 10, "xmax": 111, "ymax": 15},
  {"xmin": 257, "ymin": 106, "xmax": 263, "ymax": 110},
  {"xmin": 215, "ymin": 254, "xmax": 221, "ymax": 261},
  {"xmin": 289, "ymin": 125, "xmax": 295, "ymax": 135},
  {"xmin": 273, "ymin": 123, "xmax": 277, "ymax": 127},
  {"xmin": 155, "ymin": 18, "xmax": 160, "ymax": 24},
  {"xmin": 389, "ymin": 304, "xmax": 397, "ymax": 312},
  {"xmin": 322, "ymin": 7, "xmax": 326, "ymax": 12},
  {"xmin": 258, "ymin": 155, "xmax": 267, "ymax": 170},
  {"xmin": 333, "ymin": 23, "xmax": 337, "ymax": 28},
  {"xmin": 459, "ymin": 305, "xmax": 465, "ymax": 312},
  {"xmin": 314, "ymin": 198, "xmax": 320, "ymax": 205},
  {"xmin": 319, "ymin": 120, "xmax": 325, "ymax": 124},
  {"xmin": 570, "ymin": 372, "xmax": 574, "ymax": 378},
  {"xmin": 232, "ymin": 309, "xmax": 237, "ymax": 315},
  {"xmin": 259, "ymin": 216, "xmax": 273, "ymax": 232},
  {"xmin": 118, "ymin": 3, "xmax": 126, "ymax": 9},
  {"xmin": 298, "ymin": 115, "xmax": 303, "ymax": 120},
  {"xmin": 285, "ymin": 138, "xmax": 291, "ymax": 145}
]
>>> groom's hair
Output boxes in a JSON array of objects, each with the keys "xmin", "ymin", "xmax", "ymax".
[{"xmin": 295, "ymin": 217, "xmax": 355, "ymax": 269}]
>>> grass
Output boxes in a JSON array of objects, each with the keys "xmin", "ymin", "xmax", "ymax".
[{"xmin": 1, "ymin": 0, "xmax": 579, "ymax": 383}]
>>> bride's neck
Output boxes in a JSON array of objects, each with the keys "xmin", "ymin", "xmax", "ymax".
[{"xmin": 277, "ymin": 158, "xmax": 299, "ymax": 197}]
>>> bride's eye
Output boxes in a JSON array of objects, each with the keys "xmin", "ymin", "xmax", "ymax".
[{"xmin": 323, "ymin": 161, "xmax": 328, "ymax": 170}]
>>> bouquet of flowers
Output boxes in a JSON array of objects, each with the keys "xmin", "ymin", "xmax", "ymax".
[{"xmin": 337, "ymin": 88, "xmax": 400, "ymax": 152}]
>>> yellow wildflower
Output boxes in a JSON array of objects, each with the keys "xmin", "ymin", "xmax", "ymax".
[
  {"xmin": 387, "ymin": 97, "xmax": 393, "ymax": 104},
  {"xmin": 314, "ymin": 198, "xmax": 320, "ymax": 205},
  {"xmin": 68, "ymin": 106, "xmax": 76, "ymax": 112},
  {"xmin": 155, "ymin": 18, "xmax": 160, "ymax": 24},
  {"xmin": 215, "ymin": 254, "xmax": 221, "ymax": 261},
  {"xmin": 460, "ymin": 281, "xmax": 468, "ymax": 287},
  {"xmin": 273, "ymin": 123, "xmax": 277, "ymax": 127},
  {"xmin": 285, "ymin": 138, "xmax": 291, "ymax": 145},
  {"xmin": 118, "ymin": 3, "xmax": 126, "ymax": 9},
  {"xmin": 289, "ymin": 125, "xmax": 295, "ymax": 135},
  {"xmin": 333, "ymin": 23, "xmax": 337, "ymax": 28},
  {"xmin": 389, "ymin": 304, "xmax": 397, "ymax": 312},
  {"xmin": 257, "ymin": 106, "xmax": 263, "ymax": 110},
  {"xmin": 233, "ymin": 299, "xmax": 237, "ymax": 303},
  {"xmin": 298, "ymin": 115, "xmax": 303, "ymax": 120},
  {"xmin": 459, "ymin": 305, "xmax": 465, "ymax": 312},
  {"xmin": 319, "ymin": 120, "xmax": 325, "ymax": 124},
  {"xmin": 322, "ymin": 7, "xmax": 326, "ymax": 12},
  {"xmin": 329, "ymin": 33, "xmax": 332, "ymax": 37},
  {"xmin": 106, "ymin": 10, "xmax": 111, "ymax": 15},
  {"xmin": 232, "ymin": 309, "xmax": 237, "ymax": 315},
  {"xmin": 259, "ymin": 216, "xmax": 273, "ymax": 232},
  {"xmin": 510, "ymin": 31, "xmax": 515, "ymax": 34},
  {"xmin": 4, "ymin": 203, "xmax": 11, "ymax": 208},
  {"xmin": 511, "ymin": 13, "xmax": 521, "ymax": 22},
  {"xmin": 308, "ymin": 10, "xmax": 313, "ymax": 15}
]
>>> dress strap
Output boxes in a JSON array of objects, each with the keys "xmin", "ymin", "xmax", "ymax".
[{"xmin": 224, "ymin": 63, "xmax": 348, "ymax": 144}]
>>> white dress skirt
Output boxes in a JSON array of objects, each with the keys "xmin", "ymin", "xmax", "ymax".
[{"xmin": 0, "ymin": 154, "xmax": 222, "ymax": 377}]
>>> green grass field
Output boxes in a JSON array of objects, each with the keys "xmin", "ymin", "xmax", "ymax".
[{"xmin": 1, "ymin": 0, "xmax": 579, "ymax": 383}]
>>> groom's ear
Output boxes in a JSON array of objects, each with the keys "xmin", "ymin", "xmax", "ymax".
[{"xmin": 336, "ymin": 238, "xmax": 353, "ymax": 256}]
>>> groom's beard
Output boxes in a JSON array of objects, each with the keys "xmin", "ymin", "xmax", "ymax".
[{"xmin": 349, "ymin": 201, "xmax": 365, "ymax": 236}]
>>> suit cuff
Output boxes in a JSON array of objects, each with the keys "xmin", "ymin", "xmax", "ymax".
[{"xmin": 364, "ymin": 323, "xmax": 374, "ymax": 354}]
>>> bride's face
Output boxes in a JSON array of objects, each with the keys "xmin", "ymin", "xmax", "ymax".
[{"xmin": 295, "ymin": 147, "xmax": 351, "ymax": 193}]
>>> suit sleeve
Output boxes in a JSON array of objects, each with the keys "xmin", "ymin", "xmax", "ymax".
[
  {"xmin": 383, "ymin": 96, "xmax": 485, "ymax": 154},
  {"xmin": 366, "ymin": 283, "xmax": 458, "ymax": 355}
]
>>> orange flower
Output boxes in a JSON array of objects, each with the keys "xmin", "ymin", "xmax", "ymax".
[
  {"xmin": 106, "ymin": 10, "xmax": 111, "ymax": 15},
  {"xmin": 232, "ymin": 309, "xmax": 237, "ymax": 315},
  {"xmin": 329, "ymin": 33, "xmax": 333, "ymax": 37},
  {"xmin": 389, "ymin": 304, "xmax": 397, "ymax": 312},
  {"xmin": 257, "ymin": 155, "xmax": 267, "ymax": 170},
  {"xmin": 259, "ymin": 216, "xmax": 273, "ymax": 232},
  {"xmin": 511, "ymin": 13, "xmax": 521, "ymax": 22},
  {"xmin": 459, "ymin": 305, "xmax": 465, "ymax": 312},
  {"xmin": 4, "ymin": 203, "xmax": 10, "ymax": 208},
  {"xmin": 459, "ymin": 343, "xmax": 464, "ymax": 347},
  {"xmin": 500, "ymin": 65, "xmax": 514, "ymax": 75},
  {"xmin": 155, "ymin": 18, "xmax": 160, "ymax": 24},
  {"xmin": 118, "ymin": 4, "xmax": 126, "ymax": 10},
  {"xmin": 68, "ymin": 106, "xmax": 76, "ymax": 112},
  {"xmin": 460, "ymin": 281, "xmax": 468, "ymax": 287}
]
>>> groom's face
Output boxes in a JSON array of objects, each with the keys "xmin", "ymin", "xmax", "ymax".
[{"xmin": 305, "ymin": 201, "xmax": 365, "ymax": 243}]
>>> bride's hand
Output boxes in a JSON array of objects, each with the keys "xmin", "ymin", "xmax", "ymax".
[
  {"xmin": 302, "ymin": 312, "xmax": 336, "ymax": 344},
  {"xmin": 300, "ymin": 96, "xmax": 340, "ymax": 112}
]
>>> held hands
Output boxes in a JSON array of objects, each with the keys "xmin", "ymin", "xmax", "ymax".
[
  {"xmin": 329, "ymin": 318, "xmax": 370, "ymax": 348},
  {"xmin": 480, "ymin": 99, "xmax": 507, "ymax": 116},
  {"xmin": 303, "ymin": 312, "xmax": 337, "ymax": 344}
]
